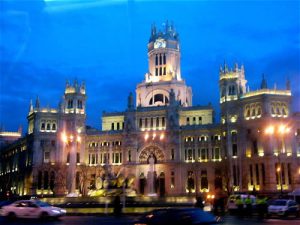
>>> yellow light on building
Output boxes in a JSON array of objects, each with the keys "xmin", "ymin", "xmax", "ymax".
[
  {"xmin": 265, "ymin": 126, "xmax": 274, "ymax": 135},
  {"xmin": 160, "ymin": 133, "xmax": 164, "ymax": 140},
  {"xmin": 144, "ymin": 133, "xmax": 149, "ymax": 141}
]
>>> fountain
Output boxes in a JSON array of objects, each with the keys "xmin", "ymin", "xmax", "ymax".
[
  {"xmin": 88, "ymin": 164, "xmax": 136, "ymax": 197},
  {"xmin": 147, "ymin": 154, "xmax": 157, "ymax": 197}
]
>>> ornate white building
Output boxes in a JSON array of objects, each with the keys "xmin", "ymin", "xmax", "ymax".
[{"xmin": 1, "ymin": 22, "xmax": 300, "ymax": 198}]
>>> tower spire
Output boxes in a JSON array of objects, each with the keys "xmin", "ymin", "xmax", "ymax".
[
  {"xmin": 35, "ymin": 96, "xmax": 40, "ymax": 109},
  {"xmin": 260, "ymin": 73, "xmax": 267, "ymax": 89},
  {"xmin": 286, "ymin": 77, "xmax": 291, "ymax": 90},
  {"xmin": 29, "ymin": 99, "xmax": 33, "ymax": 113}
]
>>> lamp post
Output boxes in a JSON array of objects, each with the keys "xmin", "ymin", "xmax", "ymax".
[
  {"xmin": 265, "ymin": 124, "xmax": 290, "ymax": 195},
  {"xmin": 61, "ymin": 130, "xmax": 81, "ymax": 195}
]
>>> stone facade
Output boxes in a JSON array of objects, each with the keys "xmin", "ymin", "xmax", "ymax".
[{"xmin": 1, "ymin": 22, "xmax": 300, "ymax": 197}]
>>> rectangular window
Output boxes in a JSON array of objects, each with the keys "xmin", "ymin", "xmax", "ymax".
[
  {"xmin": 44, "ymin": 151, "xmax": 50, "ymax": 163},
  {"xmin": 249, "ymin": 164, "xmax": 253, "ymax": 185},
  {"xmin": 139, "ymin": 118, "xmax": 142, "ymax": 128},
  {"xmin": 111, "ymin": 123, "xmax": 114, "ymax": 130},
  {"xmin": 198, "ymin": 117, "xmax": 202, "ymax": 124},
  {"xmin": 128, "ymin": 150, "xmax": 131, "ymax": 162},
  {"xmin": 253, "ymin": 140, "xmax": 258, "ymax": 155},
  {"xmin": 155, "ymin": 68, "xmax": 158, "ymax": 76},
  {"xmin": 275, "ymin": 163, "xmax": 280, "ymax": 185},
  {"xmin": 186, "ymin": 117, "xmax": 190, "ymax": 125},
  {"xmin": 288, "ymin": 163, "xmax": 292, "ymax": 184},
  {"xmin": 163, "ymin": 67, "xmax": 166, "ymax": 75},
  {"xmin": 201, "ymin": 148, "xmax": 206, "ymax": 160},
  {"xmin": 150, "ymin": 118, "xmax": 153, "ymax": 128},
  {"xmin": 233, "ymin": 165, "xmax": 238, "ymax": 186},
  {"xmin": 162, "ymin": 117, "xmax": 165, "ymax": 127},
  {"xmin": 117, "ymin": 123, "xmax": 120, "ymax": 130},
  {"xmin": 171, "ymin": 149, "xmax": 174, "ymax": 160},
  {"xmin": 171, "ymin": 171, "xmax": 175, "ymax": 188},
  {"xmin": 231, "ymin": 131, "xmax": 237, "ymax": 142},
  {"xmin": 215, "ymin": 148, "xmax": 220, "ymax": 160},
  {"xmin": 261, "ymin": 163, "xmax": 265, "ymax": 185},
  {"xmin": 281, "ymin": 163, "xmax": 285, "ymax": 185},
  {"xmin": 76, "ymin": 153, "xmax": 80, "ymax": 163},
  {"xmin": 232, "ymin": 144, "xmax": 237, "ymax": 157},
  {"xmin": 255, "ymin": 163, "xmax": 260, "ymax": 185}
]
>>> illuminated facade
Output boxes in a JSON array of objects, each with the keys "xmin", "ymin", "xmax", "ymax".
[{"xmin": 1, "ymin": 22, "xmax": 300, "ymax": 197}]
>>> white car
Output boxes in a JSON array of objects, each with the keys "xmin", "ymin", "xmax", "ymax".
[
  {"xmin": 0, "ymin": 200, "xmax": 66, "ymax": 219},
  {"xmin": 268, "ymin": 199, "xmax": 299, "ymax": 217}
]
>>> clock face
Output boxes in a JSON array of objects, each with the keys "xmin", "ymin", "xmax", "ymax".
[{"xmin": 154, "ymin": 39, "xmax": 166, "ymax": 49}]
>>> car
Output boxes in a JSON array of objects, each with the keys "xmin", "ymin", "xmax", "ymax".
[
  {"xmin": 0, "ymin": 200, "xmax": 66, "ymax": 220},
  {"xmin": 267, "ymin": 199, "xmax": 299, "ymax": 217},
  {"xmin": 134, "ymin": 208, "xmax": 222, "ymax": 225}
]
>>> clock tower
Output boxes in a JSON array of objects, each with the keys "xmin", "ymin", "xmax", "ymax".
[{"xmin": 136, "ymin": 21, "xmax": 192, "ymax": 107}]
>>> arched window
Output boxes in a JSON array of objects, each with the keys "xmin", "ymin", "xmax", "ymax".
[
  {"xmin": 163, "ymin": 54, "xmax": 166, "ymax": 64},
  {"xmin": 50, "ymin": 171, "xmax": 55, "ymax": 191},
  {"xmin": 251, "ymin": 108, "xmax": 256, "ymax": 117},
  {"xmin": 276, "ymin": 104, "xmax": 281, "ymax": 115},
  {"xmin": 257, "ymin": 107, "xmax": 262, "ymax": 116},
  {"xmin": 155, "ymin": 54, "xmax": 158, "ymax": 66},
  {"xmin": 67, "ymin": 100, "xmax": 73, "ymax": 109},
  {"xmin": 187, "ymin": 171, "xmax": 195, "ymax": 193},
  {"xmin": 38, "ymin": 171, "xmax": 42, "ymax": 189},
  {"xmin": 245, "ymin": 106, "xmax": 250, "ymax": 118},
  {"xmin": 52, "ymin": 123, "xmax": 56, "ymax": 131},
  {"xmin": 159, "ymin": 54, "xmax": 162, "ymax": 65},
  {"xmin": 46, "ymin": 123, "xmax": 51, "ymax": 130},
  {"xmin": 44, "ymin": 171, "xmax": 49, "ymax": 189},
  {"xmin": 154, "ymin": 94, "xmax": 164, "ymax": 103},
  {"xmin": 221, "ymin": 87, "xmax": 226, "ymax": 97},
  {"xmin": 41, "ymin": 122, "xmax": 45, "ymax": 130},
  {"xmin": 77, "ymin": 100, "xmax": 83, "ymax": 109},
  {"xmin": 159, "ymin": 67, "xmax": 162, "ymax": 76},
  {"xmin": 201, "ymin": 170, "xmax": 208, "ymax": 189}
]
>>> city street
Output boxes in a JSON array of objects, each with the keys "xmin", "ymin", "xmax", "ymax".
[{"xmin": 0, "ymin": 215, "xmax": 299, "ymax": 225}]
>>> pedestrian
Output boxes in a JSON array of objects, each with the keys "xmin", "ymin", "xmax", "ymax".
[
  {"xmin": 195, "ymin": 196, "xmax": 204, "ymax": 209},
  {"xmin": 235, "ymin": 196, "xmax": 244, "ymax": 217},
  {"xmin": 245, "ymin": 195, "xmax": 252, "ymax": 217},
  {"xmin": 113, "ymin": 195, "xmax": 122, "ymax": 216}
]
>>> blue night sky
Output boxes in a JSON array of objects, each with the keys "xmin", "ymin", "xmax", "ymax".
[{"xmin": 0, "ymin": 0, "xmax": 299, "ymax": 132}]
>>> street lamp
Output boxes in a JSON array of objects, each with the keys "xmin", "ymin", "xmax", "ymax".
[
  {"xmin": 265, "ymin": 124, "xmax": 290, "ymax": 195},
  {"xmin": 61, "ymin": 131, "xmax": 81, "ymax": 195}
]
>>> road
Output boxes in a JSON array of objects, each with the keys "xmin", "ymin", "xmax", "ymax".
[{"xmin": 0, "ymin": 215, "xmax": 299, "ymax": 225}]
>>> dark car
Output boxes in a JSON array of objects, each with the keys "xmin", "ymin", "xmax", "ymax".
[{"xmin": 134, "ymin": 208, "xmax": 222, "ymax": 225}]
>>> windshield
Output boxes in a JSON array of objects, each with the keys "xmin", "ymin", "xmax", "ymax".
[
  {"xmin": 272, "ymin": 200, "xmax": 287, "ymax": 206},
  {"xmin": 35, "ymin": 201, "xmax": 51, "ymax": 207}
]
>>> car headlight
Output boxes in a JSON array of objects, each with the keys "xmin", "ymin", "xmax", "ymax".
[
  {"xmin": 51, "ymin": 209, "xmax": 61, "ymax": 214},
  {"xmin": 60, "ymin": 209, "xmax": 66, "ymax": 213}
]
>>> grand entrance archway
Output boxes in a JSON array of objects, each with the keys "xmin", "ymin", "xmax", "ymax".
[{"xmin": 139, "ymin": 145, "xmax": 165, "ymax": 163}]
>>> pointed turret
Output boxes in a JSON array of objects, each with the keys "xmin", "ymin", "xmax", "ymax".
[
  {"xmin": 286, "ymin": 77, "xmax": 291, "ymax": 90},
  {"xmin": 29, "ymin": 99, "xmax": 33, "ymax": 113},
  {"xmin": 260, "ymin": 74, "xmax": 267, "ymax": 89},
  {"xmin": 35, "ymin": 96, "xmax": 40, "ymax": 109},
  {"xmin": 127, "ymin": 92, "xmax": 134, "ymax": 110}
]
